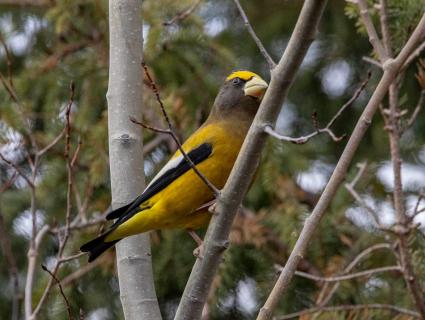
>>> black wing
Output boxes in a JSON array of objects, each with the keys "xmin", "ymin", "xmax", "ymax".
[{"xmin": 106, "ymin": 142, "xmax": 213, "ymax": 225}]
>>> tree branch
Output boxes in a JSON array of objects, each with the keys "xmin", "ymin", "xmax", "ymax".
[
  {"xmin": 41, "ymin": 265, "xmax": 73, "ymax": 320},
  {"xmin": 293, "ymin": 265, "xmax": 401, "ymax": 282},
  {"xmin": 316, "ymin": 243, "xmax": 394, "ymax": 306},
  {"xmin": 277, "ymin": 304, "xmax": 421, "ymax": 320},
  {"xmin": 256, "ymin": 11, "xmax": 425, "ymax": 320},
  {"xmin": 163, "ymin": 0, "xmax": 202, "ymax": 26},
  {"xmin": 356, "ymin": 0, "xmax": 388, "ymax": 62},
  {"xmin": 232, "ymin": 0, "xmax": 276, "ymax": 69},
  {"xmin": 174, "ymin": 1, "xmax": 328, "ymax": 319},
  {"xmin": 106, "ymin": 1, "xmax": 162, "ymax": 319}
]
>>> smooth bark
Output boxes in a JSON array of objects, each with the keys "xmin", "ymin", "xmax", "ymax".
[
  {"xmin": 107, "ymin": 1, "xmax": 162, "ymax": 319},
  {"xmin": 174, "ymin": 1, "xmax": 328, "ymax": 319}
]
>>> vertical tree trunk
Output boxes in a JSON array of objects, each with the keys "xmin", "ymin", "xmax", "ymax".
[{"xmin": 107, "ymin": 1, "xmax": 162, "ymax": 319}]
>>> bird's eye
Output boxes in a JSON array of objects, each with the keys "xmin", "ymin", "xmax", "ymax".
[{"xmin": 232, "ymin": 77, "xmax": 241, "ymax": 85}]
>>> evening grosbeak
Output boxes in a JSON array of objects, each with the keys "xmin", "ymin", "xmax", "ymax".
[{"xmin": 80, "ymin": 70, "xmax": 268, "ymax": 262}]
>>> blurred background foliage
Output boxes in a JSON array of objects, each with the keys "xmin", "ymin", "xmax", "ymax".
[{"xmin": 0, "ymin": 0, "xmax": 424, "ymax": 319}]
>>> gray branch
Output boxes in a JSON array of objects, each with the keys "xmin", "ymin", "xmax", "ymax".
[
  {"xmin": 174, "ymin": 1, "xmax": 328, "ymax": 319},
  {"xmin": 256, "ymin": 11, "xmax": 425, "ymax": 320}
]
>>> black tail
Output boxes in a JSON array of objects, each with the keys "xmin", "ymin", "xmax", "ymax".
[{"xmin": 80, "ymin": 232, "xmax": 120, "ymax": 262}]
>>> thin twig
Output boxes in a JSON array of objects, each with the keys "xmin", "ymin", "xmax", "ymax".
[
  {"xmin": 362, "ymin": 56, "xmax": 382, "ymax": 68},
  {"xmin": 0, "ymin": 152, "xmax": 34, "ymax": 188},
  {"xmin": 405, "ymin": 90, "xmax": 425, "ymax": 129},
  {"xmin": 316, "ymin": 243, "xmax": 394, "ymax": 306},
  {"xmin": 41, "ymin": 265, "xmax": 73, "ymax": 320},
  {"xmin": 0, "ymin": 34, "xmax": 13, "ymax": 87},
  {"xmin": 344, "ymin": 161, "xmax": 382, "ymax": 226},
  {"xmin": 37, "ymin": 127, "xmax": 66, "ymax": 157},
  {"xmin": 61, "ymin": 258, "xmax": 104, "ymax": 287},
  {"xmin": 402, "ymin": 41, "xmax": 425, "ymax": 70},
  {"xmin": 265, "ymin": 72, "xmax": 371, "ymax": 144},
  {"xmin": 378, "ymin": 0, "xmax": 393, "ymax": 58},
  {"xmin": 59, "ymin": 252, "xmax": 87, "ymax": 263},
  {"xmin": 130, "ymin": 117, "xmax": 219, "ymax": 196},
  {"xmin": 30, "ymin": 82, "xmax": 77, "ymax": 320},
  {"xmin": 163, "ymin": 0, "xmax": 202, "ymax": 26},
  {"xmin": 0, "ymin": 171, "xmax": 18, "ymax": 193},
  {"xmin": 357, "ymin": 0, "xmax": 388, "ymax": 62},
  {"xmin": 139, "ymin": 63, "xmax": 220, "ymax": 196},
  {"xmin": 277, "ymin": 304, "xmax": 421, "ymax": 320},
  {"xmin": 293, "ymin": 265, "xmax": 401, "ymax": 282},
  {"xmin": 233, "ymin": 0, "xmax": 276, "ymax": 69}
]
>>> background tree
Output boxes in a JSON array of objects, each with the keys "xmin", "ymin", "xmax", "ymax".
[{"xmin": 0, "ymin": 0, "xmax": 424, "ymax": 319}]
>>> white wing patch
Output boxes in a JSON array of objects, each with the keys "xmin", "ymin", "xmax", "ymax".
[{"xmin": 145, "ymin": 154, "xmax": 184, "ymax": 190}]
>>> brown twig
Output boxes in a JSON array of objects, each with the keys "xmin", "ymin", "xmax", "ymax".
[
  {"xmin": 138, "ymin": 63, "xmax": 220, "ymax": 196},
  {"xmin": 0, "ymin": 33, "xmax": 13, "ymax": 87},
  {"xmin": 277, "ymin": 304, "xmax": 421, "ymax": 320},
  {"xmin": 264, "ymin": 72, "xmax": 371, "ymax": 144},
  {"xmin": 41, "ymin": 265, "xmax": 73, "ymax": 320},
  {"xmin": 30, "ymin": 82, "xmax": 77, "ymax": 320},
  {"xmin": 163, "ymin": 0, "xmax": 202, "ymax": 26},
  {"xmin": 233, "ymin": 0, "xmax": 276, "ymax": 69},
  {"xmin": 0, "ymin": 171, "xmax": 18, "ymax": 193},
  {"xmin": 130, "ymin": 117, "xmax": 219, "ymax": 196},
  {"xmin": 0, "ymin": 152, "xmax": 34, "ymax": 188},
  {"xmin": 37, "ymin": 127, "xmax": 66, "ymax": 157}
]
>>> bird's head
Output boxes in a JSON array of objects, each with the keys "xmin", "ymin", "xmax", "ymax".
[{"xmin": 210, "ymin": 70, "xmax": 268, "ymax": 122}]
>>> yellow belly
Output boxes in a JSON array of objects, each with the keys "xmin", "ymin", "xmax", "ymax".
[{"xmin": 106, "ymin": 122, "xmax": 245, "ymax": 241}]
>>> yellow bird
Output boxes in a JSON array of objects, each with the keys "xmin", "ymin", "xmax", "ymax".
[{"xmin": 80, "ymin": 70, "xmax": 268, "ymax": 262}]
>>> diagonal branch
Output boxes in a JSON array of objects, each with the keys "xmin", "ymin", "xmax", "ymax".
[
  {"xmin": 256, "ymin": 11, "xmax": 425, "ymax": 320},
  {"xmin": 356, "ymin": 0, "xmax": 388, "ymax": 62},
  {"xmin": 344, "ymin": 161, "xmax": 382, "ymax": 227},
  {"xmin": 233, "ymin": 0, "xmax": 276, "ymax": 69},
  {"xmin": 174, "ymin": 1, "xmax": 328, "ymax": 319},
  {"xmin": 41, "ymin": 265, "xmax": 73, "ymax": 320},
  {"xmin": 316, "ymin": 243, "xmax": 394, "ymax": 306},
  {"xmin": 293, "ymin": 265, "xmax": 401, "ymax": 282},
  {"xmin": 163, "ymin": 0, "xmax": 202, "ymax": 26}
]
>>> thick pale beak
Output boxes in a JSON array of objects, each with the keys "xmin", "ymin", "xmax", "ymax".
[{"xmin": 244, "ymin": 76, "xmax": 268, "ymax": 99}]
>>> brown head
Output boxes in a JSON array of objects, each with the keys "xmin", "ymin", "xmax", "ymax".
[{"xmin": 208, "ymin": 70, "xmax": 268, "ymax": 124}]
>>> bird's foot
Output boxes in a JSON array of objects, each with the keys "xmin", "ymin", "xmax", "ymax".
[
  {"xmin": 187, "ymin": 229, "xmax": 204, "ymax": 259},
  {"xmin": 193, "ymin": 243, "xmax": 204, "ymax": 259}
]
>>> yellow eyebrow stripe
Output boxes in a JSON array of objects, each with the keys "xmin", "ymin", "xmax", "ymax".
[{"xmin": 226, "ymin": 70, "xmax": 262, "ymax": 81}]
